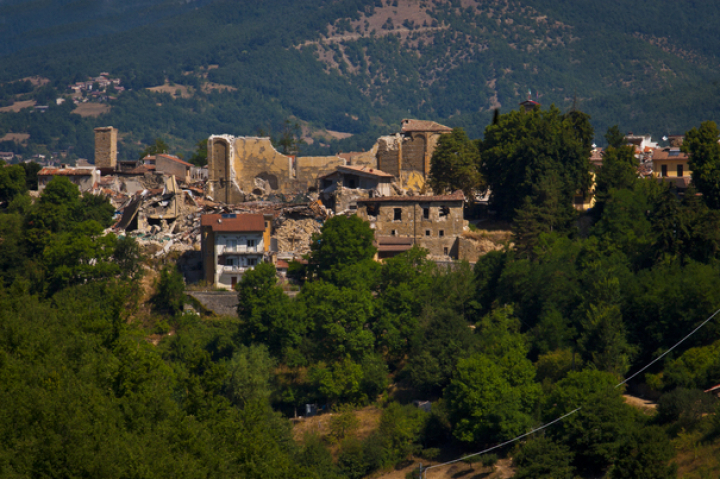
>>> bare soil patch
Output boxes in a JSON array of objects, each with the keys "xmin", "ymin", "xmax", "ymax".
[
  {"xmin": 623, "ymin": 394, "xmax": 657, "ymax": 412},
  {"xmin": 202, "ymin": 82, "xmax": 237, "ymax": 93},
  {"xmin": 0, "ymin": 132, "xmax": 30, "ymax": 143},
  {"xmin": 147, "ymin": 82, "xmax": 193, "ymax": 98},
  {"xmin": 0, "ymin": 100, "xmax": 36, "ymax": 112},
  {"xmin": 292, "ymin": 405, "xmax": 382, "ymax": 444},
  {"xmin": 19, "ymin": 76, "xmax": 50, "ymax": 87},
  {"xmin": 72, "ymin": 103, "xmax": 111, "ymax": 117},
  {"xmin": 375, "ymin": 457, "xmax": 514, "ymax": 479}
]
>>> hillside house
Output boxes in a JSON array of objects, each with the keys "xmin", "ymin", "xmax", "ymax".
[
  {"xmin": 200, "ymin": 213, "xmax": 272, "ymax": 290},
  {"xmin": 652, "ymin": 135, "xmax": 692, "ymax": 189},
  {"xmin": 356, "ymin": 191, "xmax": 466, "ymax": 260},
  {"xmin": 144, "ymin": 154, "xmax": 193, "ymax": 182},
  {"xmin": 37, "ymin": 165, "xmax": 100, "ymax": 192}
]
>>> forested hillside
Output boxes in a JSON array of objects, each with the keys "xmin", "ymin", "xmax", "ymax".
[{"xmin": 2, "ymin": 0, "xmax": 720, "ymax": 161}]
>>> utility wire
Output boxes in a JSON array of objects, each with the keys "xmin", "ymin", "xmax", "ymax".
[{"xmin": 421, "ymin": 305, "xmax": 720, "ymax": 479}]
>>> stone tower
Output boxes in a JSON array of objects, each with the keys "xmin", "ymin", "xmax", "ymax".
[{"xmin": 94, "ymin": 126, "xmax": 117, "ymax": 171}]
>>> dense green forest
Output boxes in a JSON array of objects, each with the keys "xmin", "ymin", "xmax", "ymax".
[
  {"xmin": 3, "ymin": 109, "xmax": 720, "ymax": 477},
  {"xmin": 3, "ymin": 0, "xmax": 720, "ymax": 161}
]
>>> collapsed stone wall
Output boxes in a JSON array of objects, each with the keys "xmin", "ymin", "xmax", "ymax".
[
  {"xmin": 207, "ymin": 135, "xmax": 345, "ymax": 202},
  {"xmin": 273, "ymin": 216, "xmax": 321, "ymax": 256}
]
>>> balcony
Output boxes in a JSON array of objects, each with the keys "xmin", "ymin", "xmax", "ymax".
[
  {"xmin": 217, "ymin": 245, "xmax": 259, "ymax": 255},
  {"xmin": 222, "ymin": 265, "xmax": 248, "ymax": 273}
]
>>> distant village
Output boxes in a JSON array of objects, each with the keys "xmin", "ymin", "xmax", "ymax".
[{"xmin": 16, "ymin": 98, "xmax": 695, "ymax": 291}]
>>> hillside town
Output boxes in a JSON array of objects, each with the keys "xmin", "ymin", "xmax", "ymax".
[{"xmin": 22, "ymin": 98, "xmax": 695, "ymax": 292}]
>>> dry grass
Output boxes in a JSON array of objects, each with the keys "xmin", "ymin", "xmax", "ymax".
[
  {"xmin": 292, "ymin": 405, "xmax": 382, "ymax": 445},
  {"xmin": 375, "ymin": 457, "xmax": 514, "ymax": 479},
  {"xmin": 622, "ymin": 394, "xmax": 657, "ymax": 413},
  {"xmin": 72, "ymin": 102, "xmax": 111, "ymax": 117},
  {"xmin": 0, "ymin": 132, "xmax": 30, "ymax": 143},
  {"xmin": 19, "ymin": 76, "xmax": 50, "ymax": 87},
  {"xmin": 202, "ymin": 82, "xmax": 237, "ymax": 93},
  {"xmin": 147, "ymin": 82, "xmax": 193, "ymax": 98},
  {"xmin": 673, "ymin": 425, "xmax": 720, "ymax": 478},
  {"xmin": 0, "ymin": 100, "xmax": 36, "ymax": 112}
]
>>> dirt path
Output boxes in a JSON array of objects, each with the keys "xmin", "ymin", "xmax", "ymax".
[{"xmin": 373, "ymin": 458, "xmax": 514, "ymax": 479}]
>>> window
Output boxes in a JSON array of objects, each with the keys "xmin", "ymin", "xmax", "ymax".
[
  {"xmin": 247, "ymin": 239, "xmax": 255, "ymax": 248},
  {"xmin": 394, "ymin": 208, "xmax": 402, "ymax": 221},
  {"xmin": 425, "ymin": 230, "xmax": 431, "ymax": 236},
  {"xmin": 439, "ymin": 206, "xmax": 449, "ymax": 219},
  {"xmin": 423, "ymin": 207, "xmax": 430, "ymax": 219},
  {"xmin": 226, "ymin": 257, "xmax": 235, "ymax": 267},
  {"xmin": 367, "ymin": 203, "xmax": 379, "ymax": 219},
  {"xmin": 248, "ymin": 258, "xmax": 257, "ymax": 266},
  {"xmin": 226, "ymin": 239, "xmax": 237, "ymax": 250},
  {"xmin": 677, "ymin": 164, "xmax": 684, "ymax": 177},
  {"xmin": 439, "ymin": 230, "xmax": 444, "ymax": 237},
  {"xmin": 443, "ymin": 247, "xmax": 449, "ymax": 255},
  {"xmin": 661, "ymin": 165, "xmax": 668, "ymax": 177},
  {"xmin": 391, "ymin": 230, "xmax": 397, "ymax": 236}
]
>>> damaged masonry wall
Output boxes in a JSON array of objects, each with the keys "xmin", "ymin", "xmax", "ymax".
[{"xmin": 207, "ymin": 135, "xmax": 346, "ymax": 202}]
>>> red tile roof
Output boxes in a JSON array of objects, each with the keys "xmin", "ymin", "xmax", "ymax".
[
  {"xmin": 401, "ymin": 119, "xmax": 452, "ymax": 133},
  {"xmin": 201, "ymin": 213, "xmax": 265, "ymax": 232},
  {"xmin": 157, "ymin": 153, "xmax": 193, "ymax": 168},
  {"xmin": 652, "ymin": 147, "xmax": 689, "ymax": 161},
  {"xmin": 276, "ymin": 259, "xmax": 289, "ymax": 269},
  {"xmin": 358, "ymin": 191, "xmax": 465, "ymax": 203}
]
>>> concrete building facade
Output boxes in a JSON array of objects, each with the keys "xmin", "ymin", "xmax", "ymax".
[{"xmin": 200, "ymin": 213, "xmax": 271, "ymax": 290}]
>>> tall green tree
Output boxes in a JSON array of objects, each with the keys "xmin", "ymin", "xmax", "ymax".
[
  {"xmin": 308, "ymin": 215, "xmax": 376, "ymax": 281},
  {"xmin": 428, "ymin": 127, "xmax": 483, "ymax": 196},
  {"xmin": 479, "ymin": 105, "xmax": 593, "ymax": 220},
  {"xmin": 236, "ymin": 262, "xmax": 306, "ymax": 357},
  {"xmin": 683, "ymin": 121, "xmax": 720, "ymax": 208}
]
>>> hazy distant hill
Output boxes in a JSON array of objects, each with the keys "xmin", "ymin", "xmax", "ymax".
[{"xmin": 1, "ymin": 0, "xmax": 720, "ymax": 160}]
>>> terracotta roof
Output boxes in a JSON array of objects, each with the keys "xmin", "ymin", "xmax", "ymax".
[
  {"xmin": 401, "ymin": 119, "xmax": 452, "ymax": 133},
  {"xmin": 376, "ymin": 236, "xmax": 414, "ymax": 245},
  {"xmin": 276, "ymin": 260, "xmax": 289, "ymax": 269},
  {"xmin": 358, "ymin": 191, "xmax": 465, "ymax": 203},
  {"xmin": 652, "ymin": 147, "xmax": 689, "ymax": 161},
  {"xmin": 590, "ymin": 148, "xmax": 604, "ymax": 167},
  {"xmin": 157, "ymin": 153, "xmax": 193, "ymax": 168},
  {"xmin": 201, "ymin": 213, "xmax": 265, "ymax": 232},
  {"xmin": 38, "ymin": 167, "xmax": 95, "ymax": 176},
  {"xmin": 375, "ymin": 236, "xmax": 414, "ymax": 252},
  {"xmin": 520, "ymin": 99, "xmax": 541, "ymax": 106},
  {"xmin": 123, "ymin": 165, "xmax": 155, "ymax": 175},
  {"xmin": 705, "ymin": 383, "xmax": 720, "ymax": 393}
]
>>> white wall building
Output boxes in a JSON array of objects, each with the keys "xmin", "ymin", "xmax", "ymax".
[{"xmin": 201, "ymin": 213, "xmax": 269, "ymax": 290}]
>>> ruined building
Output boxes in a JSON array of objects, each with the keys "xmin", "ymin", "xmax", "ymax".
[
  {"xmin": 94, "ymin": 126, "xmax": 117, "ymax": 173},
  {"xmin": 205, "ymin": 119, "xmax": 452, "ymax": 204},
  {"xmin": 206, "ymin": 136, "xmax": 346, "ymax": 202},
  {"xmin": 375, "ymin": 119, "xmax": 452, "ymax": 191},
  {"xmin": 356, "ymin": 191, "xmax": 467, "ymax": 260}
]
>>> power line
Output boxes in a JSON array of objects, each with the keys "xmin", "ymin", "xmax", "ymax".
[{"xmin": 421, "ymin": 305, "xmax": 720, "ymax": 479}]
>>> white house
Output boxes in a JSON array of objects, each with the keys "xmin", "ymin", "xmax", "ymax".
[{"xmin": 200, "ymin": 213, "xmax": 269, "ymax": 289}]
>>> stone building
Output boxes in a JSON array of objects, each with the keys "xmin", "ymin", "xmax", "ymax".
[
  {"xmin": 376, "ymin": 119, "xmax": 452, "ymax": 191},
  {"xmin": 206, "ymin": 136, "xmax": 346, "ymax": 203},
  {"xmin": 38, "ymin": 165, "xmax": 101, "ymax": 192},
  {"xmin": 356, "ymin": 191, "xmax": 466, "ymax": 260},
  {"xmin": 94, "ymin": 126, "xmax": 117, "ymax": 173},
  {"xmin": 200, "ymin": 213, "xmax": 272, "ymax": 290}
]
